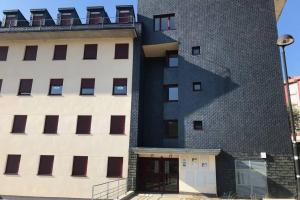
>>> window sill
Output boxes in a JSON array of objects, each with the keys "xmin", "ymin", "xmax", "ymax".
[
  {"xmin": 107, "ymin": 176, "xmax": 123, "ymax": 179},
  {"xmin": 75, "ymin": 133, "xmax": 92, "ymax": 135},
  {"xmin": 52, "ymin": 59, "xmax": 66, "ymax": 61},
  {"xmin": 80, "ymin": 95, "xmax": 95, "ymax": 97},
  {"xmin": 17, "ymin": 94, "xmax": 32, "ymax": 97},
  {"xmin": 48, "ymin": 94, "xmax": 63, "ymax": 97},
  {"xmin": 71, "ymin": 175, "xmax": 88, "ymax": 178},
  {"xmin": 23, "ymin": 60, "xmax": 37, "ymax": 61},
  {"xmin": 112, "ymin": 94, "xmax": 128, "ymax": 96},
  {"xmin": 4, "ymin": 173, "xmax": 19, "ymax": 176},
  {"xmin": 110, "ymin": 133, "xmax": 126, "ymax": 135},
  {"xmin": 11, "ymin": 132, "xmax": 26, "ymax": 135},
  {"xmin": 37, "ymin": 174, "xmax": 53, "ymax": 177},
  {"xmin": 43, "ymin": 133, "xmax": 58, "ymax": 135}
]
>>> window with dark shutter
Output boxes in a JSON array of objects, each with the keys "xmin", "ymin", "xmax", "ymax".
[
  {"xmin": 76, "ymin": 116, "xmax": 92, "ymax": 134},
  {"xmin": 49, "ymin": 79, "xmax": 63, "ymax": 96},
  {"xmin": 24, "ymin": 46, "xmax": 38, "ymax": 61},
  {"xmin": 38, "ymin": 155, "xmax": 54, "ymax": 176},
  {"xmin": 18, "ymin": 79, "xmax": 33, "ymax": 96},
  {"xmin": 107, "ymin": 157, "xmax": 123, "ymax": 178},
  {"xmin": 12, "ymin": 115, "xmax": 27, "ymax": 134},
  {"xmin": 0, "ymin": 46, "xmax": 9, "ymax": 61},
  {"xmin": 5, "ymin": 154, "xmax": 21, "ymax": 174},
  {"xmin": 110, "ymin": 116, "xmax": 125, "ymax": 134},
  {"xmin": 53, "ymin": 45, "xmax": 67, "ymax": 60},
  {"xmin": 115, "ymin": 44, "xmax": 129, "ymax": 59},
  {"xmin": 44, "ymin": 116, "xmax": 59, "ymax": 134},
  {"xmin": 0, "ymin": 79, "xmax": 2, "ymax": 93},
  {"xmin": 72, "ymin": 156, "xmax": 88, "ymax": 176},
  {"xmin": 113, "ymin": 78, "xmax": 127, "ymax": 95},
  {"xmin": 60, "ymin": 13, "xmax": 72, "ymax": 26},
  {"xmin": 89, "ymin": 12, "xmax": 101, "ymax": 24},
  {"xmin": 119, "ymin": 10, "xmax": 131, "ymax": 23},
  {"xmin": 193, "ymin": 121, "xmax": 203, "ymax": 130},
  {"xmin": 83, "ymin": 44, "xmax": 98, "ymax": 60},
  {"xmin": 165, "ymin": 120, "xmax": 178, "ymax": 138},
  {"xmin": 80, "ymin": 78, "xmax": 95, "ymax": 95}
]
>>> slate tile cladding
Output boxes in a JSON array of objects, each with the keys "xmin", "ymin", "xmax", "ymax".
[{"xmin": 137, "ymin": 0, "xmax": 296, "ymax": 197}]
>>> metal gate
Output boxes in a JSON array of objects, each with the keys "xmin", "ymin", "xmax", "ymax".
[{"xmin": 235, "ymin": 160, "xmax": 268, "ymax": 198}]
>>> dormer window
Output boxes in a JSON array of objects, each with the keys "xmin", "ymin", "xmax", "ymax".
[
  {"xmin": 89, "ymin": 12, "xmax": 101, "ymax": 24},
  {"xmin": 61, "ymin": 13, "xmax": 72, "ymax": 26},
  {"xmin": 32, "ymin": 14, "xmax": 44, "ymax": 26},
  {"xmin": 5, "ymin": 15, "xmax": 17, "ymax": 27},
  {"xmin": 119, "ymin": 10, "xmax": 131, "ymax": 23}
]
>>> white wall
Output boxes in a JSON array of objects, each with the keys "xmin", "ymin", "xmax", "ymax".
[{"xmin": 0, "ymin": 37, "xmax": 133, "ymax": 199}]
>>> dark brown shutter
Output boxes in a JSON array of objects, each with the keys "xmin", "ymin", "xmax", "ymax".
[
  {"xmin": 119, "ymin": 12, "xmax": 130, "ymax": 23},
  {"xmin": 113, "ymin": 78, "xmax": 127, "ymax": 86},
  {"xmin": 0, "ymin": 46, "xmax": 9, "ymax": 61},
  {"xmin": 12, "ymin": 115, "xmax": 27, "ymax": 133},
  {"xmin": 0, "ymin": 79, "xmax": 2, "ymax": 93},
  {"xmin": 115, "ymin": 44, "xmax": 129, "ymax": 59},
  {"xmin": 110, "ymin": 116, "xmax": 125, "ymax": 134},
  {"xmin": 81, "ymin": 79, "xmax": 95, "ymax": 88},
  {"xmin": 18, "ymin": 79, "xmax": 33, "ymax": 95},
  {"xmin": 50, "ymin": 79, "xmax": 63, "ymax": 86},
  {"xmin": 89, "ymin": 13, "xmax": 101, "ymax": 24},
  {"xmin": 72, "ymin": 156, "xmax": 88, "ymax": 176},
  {"xmin": 5, "ymin": 155, "xmax": 21, "ymax": 174},
  {"xmin": 44, "ymin": 116, "xmax": 59, "ymax": 134},
  {"xmin": 53, "ymin": 45, "xmax": 67, "ymax": 60},
  {"xmin": 76, "ymin": 116, "xmax": 92, "ymax": 134},
  {"xmin": 107, "ymin": 157, "xmax": 123, "ymax": 178},
  {"xmin": 24, "ymin": 46, "xmax": 38, "ymax": 61},
  {"xmin": 38, "ymin": 155, "xmax": 54, "ymax": 175},
  {"xmin": 83, "ymin": 44, "xmax": 98, "ymax": 59}
]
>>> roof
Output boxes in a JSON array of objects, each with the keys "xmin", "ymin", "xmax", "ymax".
[
  {"xmin": 131, "ymin": 147, "xmax": 221, "ymax": 155},
  {"xmin": 274, "ymin": 0, "xmax": 287, "ymax": 21},
  {"xmin": 285, "ymin": 76, "xmax": 300, "ymax": 84}
]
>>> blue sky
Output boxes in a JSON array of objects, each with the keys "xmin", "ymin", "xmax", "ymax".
[{"xmin": 0, "ymin": 0, "xmax": 298, "ymax": 76}]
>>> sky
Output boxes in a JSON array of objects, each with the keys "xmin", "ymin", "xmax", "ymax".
[{"xmin": 0, "ymin": 0, "xmax": 298, "ymax": 76}]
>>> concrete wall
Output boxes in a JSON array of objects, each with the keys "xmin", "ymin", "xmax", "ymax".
[{"xmin": 0, "ymin": 37, "xmax": 133, "ymax": 199}]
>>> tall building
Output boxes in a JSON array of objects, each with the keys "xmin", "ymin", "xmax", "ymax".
[{"xmin": 0, "ymin": 0, "xmax": 296, "ymax": 199}]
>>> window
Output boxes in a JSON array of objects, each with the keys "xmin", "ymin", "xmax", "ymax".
[
  {"xmin": 115, "ymin": 44, "xmax": 129, "ymax": 59},
  {"xmin": 165, "ymin": 120, "xmax": 178, "ymax": 138},
  {"xmin": 107, "ymin": 157, "xmax": 123, "ymax": 178},
  {"xmin": 18, "ymin": 79, "xmax": 33, "ymax": 96},
  {"xmin": 0, "ymin": 79, "xmax": 2, "ymax": 93},
  {"xmin": 49, "ymin": 79, "xmax": 63, "ymax": 96},
  {"xmin": 23, "ymin": 46, "xmax": 38, "ymax": 61},
  {"xmin": 60, "ymin": 13, "xmax": 72, "ymax": 26},
  {"xmin": 83, "ymin": 44, "xmax": 98, "ymax": 60},
  {"xmin": 193, "ymin": 82, "xmax": 202, "ymax": 91},
  {"xmin": 44, "ymin": 116, "xmax": 59, "ymax": 134},
  {"xmin": 165, "ymin": 85, "xmax": 178, "ymax": 102},
  {"xmin": 32, "ymin": 14, "xmax": 44, "ymax": 26},
  {"xmin": 119, "ymin": 10, "xmax": 131, "ymax": 23},
  {"xmin": 89, "ymin": 12, "xmax": 101, "ymax": 25},
  {"xmin": 76, "ymin": 116, "xmax": 92, "ymax": 134},
  {"xmin": 38, "ymin": 155, "xmax": 54, "ymax": 176},
  {"xmin": 0, "ymin": 46, "xmax": 8, "ymax": 61},
  {"xmin": 5, "ymin": 155, "xmax": 21, "ymax": 174},
  {"xmin": 12, "ymin": 115, "xmax": 27, "ymax": 133},
  {"xmin": 110, "ymin": 116, "xmax": 125, "ymax": 134},
  {"xmin": 113, "ymin": 78, "xmax": 127, "ymax": 95},
  {"xmin": 192, "ymin": 46, "xmax": 200, "ymax": 55},
  {"xmin": 5, "ymin": 15, "xmax": 17, "ymax": 27},
  {"xmin": 154, "ymin": 14, "xmax": 175, "ymax": 31},
  {"xmin": 72, "ymin": 156, "xmax": 88, "ymax": 176},
  {"xmin": 53, "ymin": 45, "xmax": 67, "ymax": 60},
  {"xmin": 167, "ymin": 51, "xmax": 178, "ymax": 68},
  {"xmin": 80, "ymin": 78, "xmax": 95, "ymax": 95},
  {"xmin": 193, "ymin": 121, "xmax": 203, "ymax": 130}
]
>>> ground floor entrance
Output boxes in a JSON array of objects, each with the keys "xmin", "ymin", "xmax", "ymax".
[{"xmin": 137, "ymin": 158, "xmax": 179, "ymax": 193}]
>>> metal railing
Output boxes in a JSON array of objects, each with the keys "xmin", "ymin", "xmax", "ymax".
[{"xmin": 91, "ymin": 177, "xmax": 134, "ymax": 200}]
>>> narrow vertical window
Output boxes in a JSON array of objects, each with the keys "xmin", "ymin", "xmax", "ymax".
[
  {"xmin": 18, "ymin": 79, "xmax": 33, "ymax": 96},
  {"xmin": 80, "ymin": 79, "xmax": 95, "ymax": 95},
  {"xmin": 23, "ymin": 46, "xmax": 38, "ymax": 61},
  {"xmin": 72, "ymin": 156, "xmax": 88, "ymax": 176},
  {"xmin": 76, "ymin": 116, "xmax": 92, "ymax": 134},
  {"xmin": 167, "ymin": 51, "xmax": 178, "ymax": 68},
  {"xmin": 38, "ymin": 155, "xmax": 54, "ymax": 176},
  {"xmin": 49, "ymin": 79, "xmax": 63, "ymax": 96},
  {"xmin": 107, "ymin": 157, "xmax": 123, "ymax": 178},
  {"xmin": 110, "ymin": 116, "xmax": 126, "ymax": 134},
  {"xmin": 44, "ymin": 115, "xmax": 59, "ymax": 134},
  {"xmin": 164, "ymin": 85, "xmax": 178, "ymax": 102},
  {"xmin": 165, "ymin": 120, "xmax": 178, "ymax": 138},
  {"xmin": 5, "ymin": 155, "xmax": 21, "ymax": 174},
  {"xmin": 53, "ymin": 45, "xmax": 67, "ymax": 60},
  {"xmin": 113, "ymin": 78, "xmax": 127, "ymax": 95},
  {"xmin": 115, "ymin": 44, "xmax": 129, "ymax": 59},
  {"xmin": 0, "ymin": 46, "xmax": 9, "ymax": 61},
  {"xmin": 12, "ymin": 115, "xmax": 27, "ymax": 134},
  {"xmin": 83, "ymin": 44, "xmax": 98, "ymax": 60}
]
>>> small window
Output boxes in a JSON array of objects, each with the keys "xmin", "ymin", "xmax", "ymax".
[
  {"xmin": 53, "ymin": 45, "xmax": 67, "ymax": 60},
  {"xmin": 18, "ymin": 79, "xmax": 33, "ymax": 96},
  {"xmin": 193, "ymin": 82, "xmax": 202, "ymax": 91},
  {"xmin": 165, "ymin": 85, "xmax": 178, "ymax": 102},
  {"xmin": 5, "ymin": 15, "xmax": 17, "ymax": 27},
  {"xmin": 32, "ymin": 14, "xmax": 44, "ymax": 26},
  {"xmin": 38, "ymin": 155, "xmax": 54, "ymax": 176},
  {"xmin": 113, "ymin": 78, "xmax": 127, "ymax": 95},
  {"xmin": 49, "ymin": 79, "xmax": 63, "ymax": 96},
  {"xmin": 154, "ymin": 14, "xmax": 175, "ymax": 31},
  {"xmin": 167, "ymin": 51, "xmax": 178, "ymax": 68},
  {"xmin": 12, "ymin": 115, "xmax": 27, "ymax": 134},
  {"xmin": 5, "ymin": 155, "xmax": 21, "ymax": 174},
  {"xmin": 83, "ymin": 44, "xmax": 98, "ymax": 60},
  {"xmin": 119, "ymin": 10, "xmax": 131, "ymax": 23},
  {"xmin": 80, "ymin": 78, "xmax": 95, "ymax": 95},
  {"xmin": 24, "ymin": 46, "xmax": 38, "ymax": 61},
  {"xmin": 115, "ymin": 44, "xmax": 129, "ymax": 59},
  {"xmin": 44, "ymin": 116, "xmax": 59, "ymax": 134},
  {"xmin": 194, "ymin": 121, "xmax": 203, "ymax": 130},
  {"xmin": 76, "ymin": 116, "xmax": 92, "ymax": 134},
  {"xmin": 89, "ymin": 12, "xmax": 101, "ymax": 25},
  {"xmin": 192, "ymin": 46, "xmax": 200, "ymax": 55},
  {"xmin": 107, "ymin": 157, "xmax": 123, "ymax": 178},
  {"xmin": 110, "ymin": 116, "xmax": 125, "ymax": 134},
  {"xmin": 0, "ymin": 79, "xmax": 2, "ymax": 93},
  {"xmin": 72, "ymin": 156, "xmax": 88, "ymax": 177},
  {"xmin": 60, "ymin": 13, "xmax": 73, "ymax": 26},
  {"xmin": 0, "ymin": 46, "xmax": 9, "ymax": 61},
  {"xmin": 165, "ymin": 120, "xmax": 178, "ymax": 138}
]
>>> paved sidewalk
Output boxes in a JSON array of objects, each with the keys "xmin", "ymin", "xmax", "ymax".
[{"xmin": 129, "ymin": 193, "xmax": 219, "ymax": 200}]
